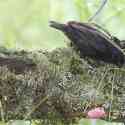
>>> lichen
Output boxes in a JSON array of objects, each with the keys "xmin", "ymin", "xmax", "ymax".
[{"xmin": 0, "ymin": 46, "xmax": 124, "ymax": 123}]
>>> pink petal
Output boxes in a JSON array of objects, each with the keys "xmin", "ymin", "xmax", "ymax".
[{"xmin": 87, "ymin": 107, "xmax": 106, "ymax": 119}]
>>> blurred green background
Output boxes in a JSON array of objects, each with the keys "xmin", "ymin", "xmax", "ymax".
[{"xmin": 0, "ymin": 0, "xmax": 125, "ymax": 50}]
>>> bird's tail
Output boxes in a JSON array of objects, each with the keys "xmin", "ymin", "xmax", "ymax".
[{"xmin": 49, "ymin": 21, "xmax": 66, "ymax": 31}]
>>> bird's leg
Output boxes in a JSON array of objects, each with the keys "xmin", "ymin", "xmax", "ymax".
[
  {"xmin": 85, "ymin": 57, "xmax": 104, "ymax": 68},
  {"xmin": 83, "ymin": 57, "xmax": 99, "ymax": 74}
]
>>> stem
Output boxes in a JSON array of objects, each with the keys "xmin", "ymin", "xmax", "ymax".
[{"xmin": 88, "ymin": 0, "xmax": 108, "ymax": 22}]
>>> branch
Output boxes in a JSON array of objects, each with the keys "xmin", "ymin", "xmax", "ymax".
[
  {"xmin": 0, "ymin": 47, "xmax": 124, "ymax": 124},
  {"xmin": 88, "ymin": 0, "xmax": 108, "ymax": 22}
]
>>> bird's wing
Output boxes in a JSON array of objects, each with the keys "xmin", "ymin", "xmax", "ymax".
[
  {"xmin": 69, "ymin": 23, "xmax": 108, "ymax": 53},
  {"xmin": 69, "ymin": 22, "xmax": 123, "ymax": 54}
]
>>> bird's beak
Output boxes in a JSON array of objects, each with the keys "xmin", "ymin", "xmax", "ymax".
[{"xmin": 49, "ymin": 21, "xmax": 66, "ymax": 31}]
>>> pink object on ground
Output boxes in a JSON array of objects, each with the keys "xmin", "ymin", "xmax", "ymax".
[{"xmin": 87, "ymin": 107, "xmax": 106, "ymax": 119}]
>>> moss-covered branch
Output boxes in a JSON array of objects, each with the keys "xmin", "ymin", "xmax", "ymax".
[{"xmin": 0, "ymin": 47, "xmax": 124, "ymax": 124}]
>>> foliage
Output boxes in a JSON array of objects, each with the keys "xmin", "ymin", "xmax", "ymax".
[{"xmin": 0, "ymin": 0, "xmax": 125, "ymax": 49}]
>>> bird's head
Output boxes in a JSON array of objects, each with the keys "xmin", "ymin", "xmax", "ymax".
[{"xmin": 49, "ymin": 21, "xmax": 67, "ymax": 32}]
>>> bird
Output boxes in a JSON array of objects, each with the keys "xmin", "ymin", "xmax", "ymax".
[{"xmin": 49, "ymin": 21, "xmax": 125, "ymax": 66}]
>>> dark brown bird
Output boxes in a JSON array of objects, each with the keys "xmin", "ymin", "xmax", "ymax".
[{"xmin": 49, "ymin": 21, "xmax": 125, "ymax": 66}]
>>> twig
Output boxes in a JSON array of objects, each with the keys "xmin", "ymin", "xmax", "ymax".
[
  {"xmin": 24, "ymin": 94, "xmax": 50, "ymax": 120},
  {"xmin": 0, "ymin": 99, "xmax": 5, "ymax": 122},
  {"xmin": 88, "ymin": 0, "xmax": 108, "ymax": 22},
  {"xmin": 108, "ymin": 69, "xmax": 116, "ymax": 121}
]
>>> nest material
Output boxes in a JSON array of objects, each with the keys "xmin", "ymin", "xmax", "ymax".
[{"xmin": 0, "ymin": 47, "xmax": 124, "ymax": 123}]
